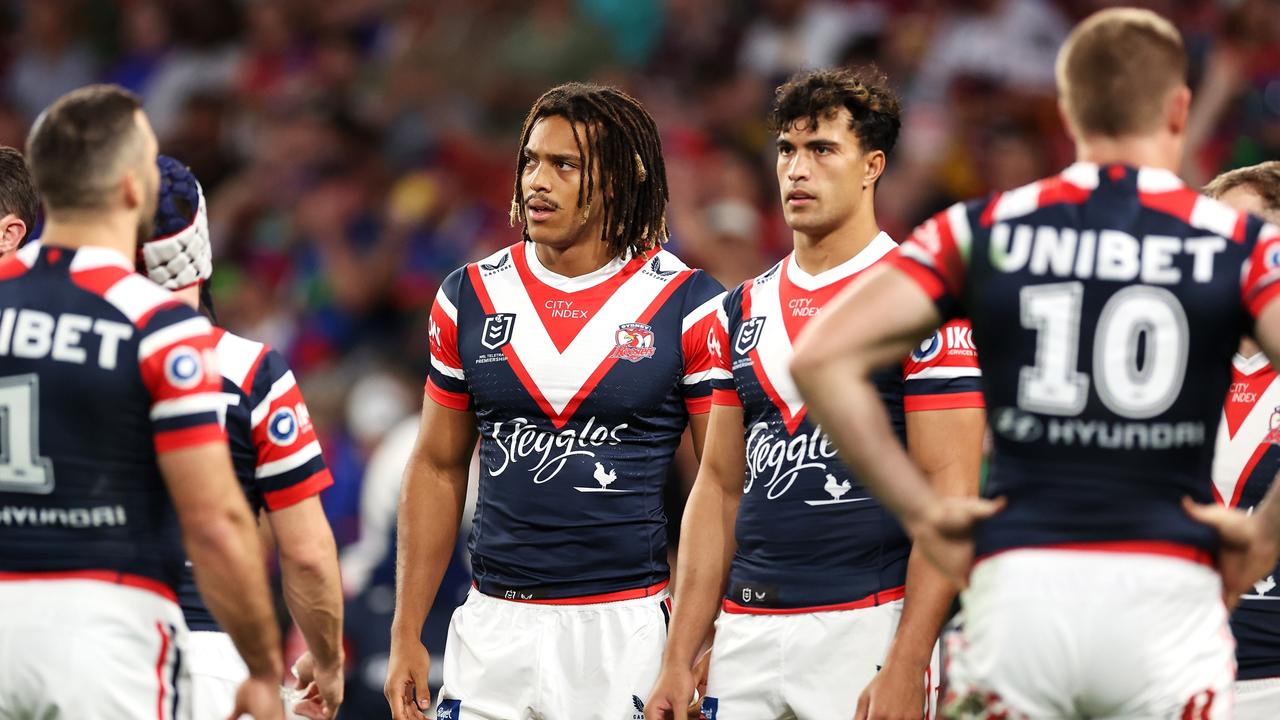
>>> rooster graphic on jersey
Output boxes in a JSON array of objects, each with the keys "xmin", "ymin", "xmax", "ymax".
[{"xmin": 426, "ymin": 241, "xmax": 726, "ymax": 600}]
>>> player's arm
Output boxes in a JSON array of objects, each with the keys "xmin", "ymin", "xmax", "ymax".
[
  {"xmin": 385, "ymin": 398, "xmax": 478, "ymax": 719},
  {"xmin": 268, "ymin": 496, "xmax": 343, "ymax": 716},
  {"xmin": 790, "ymin": 265, "xmax": 1002, "ymax": 587},
  {"xmin": 648, "ymin": 403, "xmax": 745, "ymax": 720},
  {"xmin": 161, "ymin": 445, "xmax": 283, "ymax": 680},
  {"xmin": 861, "ymin": 405, "xmax": 986, "ymax": 719}
]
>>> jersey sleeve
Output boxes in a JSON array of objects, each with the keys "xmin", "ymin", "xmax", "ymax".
[
  {"xmin": 887, "ymin": 201, "xmax": 975, "ymax": 321},
  {"xmin": 425, "ymin": 267, "xmax": 471, "ymax": 411},
  {"xmin": 679, "ymin": 271, "xmax": 729, "ymax": 415},
  {"xmin": 901, "ymin": 319, "xmax": 984, "ymax": 413},
  {"xmin": 711, "ymin": 285, "xmax": 742, "ymax": 408},
  {"xmin": 248, "ymin": 348, "xmax": 333, "ymax": 511},
  {"xmin": 138, "ymin": 304, "xmax": 226, "ymax": 453},
  {"xmin": 1242, "ymin": 222, "xmax": 1280, "ymax": 319}
]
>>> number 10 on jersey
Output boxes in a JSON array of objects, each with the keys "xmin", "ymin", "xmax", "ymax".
[{"xmin": 1019, "ymin": 281, "xmax": 1189, "ymax": 419}]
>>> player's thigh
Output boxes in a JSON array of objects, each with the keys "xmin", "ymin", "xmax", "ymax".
[
  {"xmin": 701, "ymin": 612, "xmax": 789, "ymax": 720},
  {"xmin": 439, "ymin": 590, "xmax": 538, "ymax": 720},
  {"xmin": 941, "ymin": 558, "xmax": 1082, "ymax": 719},
  {"xmin": 784, "ymin": 602, "xmax": 929, "ymax": 720},
  {"xmin": 1235, "ymin": 677, "xmax": 1280, "ymax": 720},
  {"xmin": 540, "ymin": 593, "xmax": 669, "ymax": 719},
  {"xmin": 187, "ymin": 631, "xmax": 248, "ymax": 720}
]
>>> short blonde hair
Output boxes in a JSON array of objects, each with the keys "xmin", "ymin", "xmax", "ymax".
[
  {"xmin": 1204, "ymin": 161, "xmax": 1280, "ymax": 216},
  {"xmin": 1056, "ymin": 8, "xmax": 1186, "ymax": 137}
]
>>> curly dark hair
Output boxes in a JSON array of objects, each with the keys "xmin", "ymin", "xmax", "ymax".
[
  {"xmin": 768, "ymin": 66, "xmax": 902, "ymax": 160},
  {"xmin": 510, "ymin": 82, "xmax": 669, "ymax": 259}
]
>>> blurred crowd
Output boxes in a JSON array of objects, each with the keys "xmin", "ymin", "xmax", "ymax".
[{"xmin": 2, "ymin": 0, "xmax": 1277, "ymax": 714}]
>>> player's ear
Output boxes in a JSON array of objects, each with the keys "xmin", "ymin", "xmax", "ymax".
[
  {"xmin": 0, "ymin": 214, "xmax": 24, "ymax": 255},
  {"xmin": 863, "ymin": 150, "xmax": 886, "ymax": 188},
  {"xmin": 1166, "ymin": 84, "xmax": 1191, "ymax": 137},
  {"xmin": 121, "ymin": 168, "xmax": 143, "ymax": 211}
]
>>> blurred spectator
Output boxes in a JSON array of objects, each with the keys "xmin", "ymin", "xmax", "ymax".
[{"xmin": 6, "ymin": 1, "xmax": 96, "ymax": 120}]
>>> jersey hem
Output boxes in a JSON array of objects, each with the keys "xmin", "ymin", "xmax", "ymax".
[
  {"xmin": 263, "ymin": 468, "xmax": 333, "ymax": 511},
  {"xmin": 903, "ymin": 391, "xmax": 984, "ymax": 413},
  {"xmin": 425, "ymin": 377, "xmax": 471, "ymax": 411},
  {"xmin": 0, "ymin": 569, "xmax": 177, "ymax": 602},
  {"xmin": 477, "ymin": 578, "xmax": 670, "ymax": 605},
  {"xmin": 721, "ymin": 584, "xmax": 905, "ymax": 615},
  {"xmin": 975, "ymin": 540, "xmax": 1214, "ymax": 568}
]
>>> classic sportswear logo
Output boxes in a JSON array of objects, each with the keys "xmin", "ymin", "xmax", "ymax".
[
  {"xmin": 647, "ymin": 256, "xmax": 678, "ymax": 277},
  {"xmin": 437, "ymin": 699, "xmax": 461, "ymax": 719},
  {"xmin": 480, "ymin": 253, "xmax": 510, "ymax": 273}
]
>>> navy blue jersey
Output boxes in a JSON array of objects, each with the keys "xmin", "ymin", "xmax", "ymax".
[
  {"xmin": 178, "ymin": 328, "xmax": 333, "ymax": 630},
  {"xmin": 891, "ymin": 162, "xmax": 1280, "ymax": 563},
  {"xmin": 1212, "ymin": 353, "xmax": 1280, "ymax": 680},
  {"xmin": 426, "ymin": 241, "xmax": 725, "ymax": 601},
  {"xmin": 710, "ymin": 235, "xmax": 984, "ymax": 612},
  {"xmin": 0, "ymin": 242, "xmax": 225, "ymax": 599}
]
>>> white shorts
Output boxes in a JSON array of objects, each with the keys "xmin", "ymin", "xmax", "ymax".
[
  {"xmin": 1236, "ymin": 676, "xmax": 1280, "ymax": 720},
  {"xmin": 944, "ymin": 550, "xmax": 1235, "ymax": 719},
  {"xmin": 187, "ymin": 630, "xmax": 310, "ymax": 720},
  {"xmin": 700, "ymin": 599, "xmax": 938, "ymax": 720},
  {"xmin": 438, "ymin": 586, "xmax": 670, "ymax": 720},
  {"xmin": 0, "ymin": 578, "xmax": 191, "ymax": 720}
]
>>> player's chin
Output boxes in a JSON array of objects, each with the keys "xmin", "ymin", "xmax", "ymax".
[{"xmin": 525, "ymin": 222, "xmax": 573, "ymax": 247}]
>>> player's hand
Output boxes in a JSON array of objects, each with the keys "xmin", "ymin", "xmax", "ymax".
[
  {"xmin": 645, "ymin": 660, "xmax": 703, "ymax": 720},
  {"xmin": 230, "ymin": 676, "xmax": 285, "ymax": 720},
  {"xmin": 854, "ymin": 661, "xmax": 925, "ymax": 720},
  {"xmin": 1184, "ymin": 496, "xmax": 1280, "ymax": 608},
  {"xmin": 690, "ymin": 647, "xmax": 711, "ymax": 717},
  {"xmin": 289, "ymin": 651, "xmax": 344, "ymax": 720},
  {"xmin": 908, "ymin": 496, "xmax": 1006, "ymax": 590},
  {"xmin": 385, "ymin": 638, "xmax": 432, "ymax": 719}
]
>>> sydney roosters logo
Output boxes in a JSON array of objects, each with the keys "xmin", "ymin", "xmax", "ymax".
[
  {"xmin": 611, "ymin": 323, "xmax": 656, "ymax": 362},
  {"xmin": 490, "ymin": 416, "xmax": 630, "ymax": 483}
]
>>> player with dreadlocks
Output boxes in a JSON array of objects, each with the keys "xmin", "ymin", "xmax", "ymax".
[{"xmin": 385, "ymin": 82, "xmax": 727, "ymax": 720}]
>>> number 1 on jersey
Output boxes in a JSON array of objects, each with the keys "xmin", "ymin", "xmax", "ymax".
[
  {"xmin": 1019, "ymin": 281, "xmax": 1188, "ymax": 419},
  {"xmin": 0, "ymin": 374, "xmax": 55, "ymax": 494}
]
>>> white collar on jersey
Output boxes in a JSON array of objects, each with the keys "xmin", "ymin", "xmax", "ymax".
[
  {"xmin": 1059, "ymin": 161, "xmax": 1185, "ymax": 193},
  {"xmin": 523, "ymin": 240, "xmax": 634, "ymax": 292},
  {"xmin": 1234, "ymin": 352, "xmax": 1271, "ymax": 375},
  {"xmin": 19, "ymin": 241, "xmax": 135, "ymax": 271},
  {"xmin": 784, "ymin": 231, "xmax": 897, "ymax": 291}
]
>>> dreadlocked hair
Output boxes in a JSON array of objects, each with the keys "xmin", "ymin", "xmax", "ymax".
[{"xmin": 510, "ymin": 82, "xmax": 669, "ymax": 259}]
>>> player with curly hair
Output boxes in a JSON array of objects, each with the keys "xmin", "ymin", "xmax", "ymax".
[{"xmin": 646, "ymin": 67, "xmax": 986, "ymax": 720}]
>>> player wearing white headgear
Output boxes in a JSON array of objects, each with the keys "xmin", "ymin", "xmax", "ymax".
[{"xmin": 144, "ymin": 155, "xmax": 345, "ymax": 720}]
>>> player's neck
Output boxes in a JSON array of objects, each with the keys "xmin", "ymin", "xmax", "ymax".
[
  {"xmin": 39, "ymin": 213, "xmax": 138, "ymax": 265},
  {"xmin": 531, "ymin": 238, "xmax": 619, "ymax": 279},
  {"xmin": 791, "ymin": 209, "xmax": 880, "ymax": 276},
  {"xmin": 1075, "ymin": 134, "xmax": 1181, "ymax": 174},
  {"xmin": 1240, "ymin": 336, "xmax": 1263, "ymax": 360}
]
